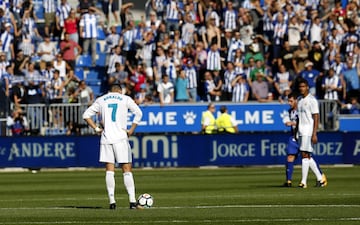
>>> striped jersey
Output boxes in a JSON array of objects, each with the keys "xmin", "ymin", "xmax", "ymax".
[{"xmin": 79, "ymin": 13, "xmax": 98, "ymax": 38}]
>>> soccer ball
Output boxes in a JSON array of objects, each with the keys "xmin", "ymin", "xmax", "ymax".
[{"xmin": 137, "ymin": 193, "xmax": 154, "ymax": 208}]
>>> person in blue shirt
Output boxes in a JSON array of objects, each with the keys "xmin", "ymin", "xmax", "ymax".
[{"xmin": 300, "ymin": 61, "xmax": 320, "ymax": 96}]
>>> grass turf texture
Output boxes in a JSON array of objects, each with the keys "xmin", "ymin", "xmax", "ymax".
[{"xmin": 0, "ymin": 166, "xmax": 359, "ymax": 225}]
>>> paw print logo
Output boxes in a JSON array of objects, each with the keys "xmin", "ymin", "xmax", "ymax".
[
  {"xmin": 280, "ymin": 110, "xmax": 288, "ymax": 119},
  {"xmin": 280, "ymin": 110, "xmax": 289, "ymax": 123},
  {"xmin": 183, "ymin": 111, "xmax": 197, "ymax": 125}
]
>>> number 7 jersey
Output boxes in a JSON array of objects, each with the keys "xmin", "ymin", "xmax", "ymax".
[{"xmin": 83, "ymin": 92, "xmax": 143, "ymax": 144}]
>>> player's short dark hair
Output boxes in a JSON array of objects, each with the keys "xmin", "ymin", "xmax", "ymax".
[
  {"xmin": 297, "ymin": 78, "xmax": 309, "ymax": 86},
  {"xmin": 288, "ymin": 92, "xmax": 298, "ymax": 99},
  {"xmin": 110, "ymin": 81, "xmax": 122, "ymax": 91}
]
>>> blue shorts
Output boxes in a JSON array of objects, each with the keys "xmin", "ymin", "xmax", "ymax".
[{"xmin": 287, "ymin": 136, "xmax": 299, "ymax": 155}]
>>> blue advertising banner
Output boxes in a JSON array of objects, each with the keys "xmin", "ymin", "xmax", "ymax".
[
  {"xmin": 131, "ymin": 103, "xmax": 289, "ymax": 133},
  {"xmin": 1, "ymin": 132, "xmax": 359, "ymax": 168},
  {"xmin": 339, "ymin": 116, "xmax": 360, "ymax": 132}
]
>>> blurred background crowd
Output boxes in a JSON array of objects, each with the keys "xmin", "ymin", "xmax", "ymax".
[{"xmin": 1, "ymin": 0, "xmax": 360, "ymax": 135}]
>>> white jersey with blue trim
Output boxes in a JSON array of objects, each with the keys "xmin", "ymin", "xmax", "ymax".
[{"xmin": 83, "ymin": 92, "xmax": 143, "ymax": 144}]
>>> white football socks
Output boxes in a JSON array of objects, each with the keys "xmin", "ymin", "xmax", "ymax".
[
  {"xmin": 106, "ymin": 171, "xmax": 116, "ymax": 204},
  {"xmin": 123, "ymin": 172, "xmax": 136, "ymax": 203},
  {"xmin": 301, "ymin": 158, "xmax": 310, "ymax": 185},
  {"xmin": 309, "ymin": 157, "xmax": 323, "ymax": 181}
]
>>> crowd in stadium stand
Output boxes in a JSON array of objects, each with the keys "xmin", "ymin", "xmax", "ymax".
[{"xmin": 0, "ymin": 0, "xmax": 360, "ymax": 119}]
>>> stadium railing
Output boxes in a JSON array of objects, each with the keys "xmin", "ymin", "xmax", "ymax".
[{"xmin": 0, "ymin": 100, "xmax": 340, "ymax": 136}]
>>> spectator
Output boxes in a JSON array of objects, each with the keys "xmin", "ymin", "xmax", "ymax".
[
  {"xmin": 37, "ymin": 34, "xmax": 57, "ymax": 70},
  {"xmin": 23, "ymin": 62, "xmax": 45, "ymax": 104},
  {"xmin": 287, "ymin": 16, "xmax": 302, "ymax": 50},
  {"xmin": 110, "ymin": 62, "xmax": 129, "ymax": 92},
  {"xmin": 206, "ymin": 42, "xmax": 221, "ymax": 71},
  {"xmin": 251, "ymin": 71, "xmax": 273, "ymax": 102},
  {"xmin": 101, "ymin": 0, "xmax": 120, "ymax": 24},
  {"xmin": 175, "ymin": 70, "xmax": 189, "ymax": 102},
  {"xmin": 53, "ymin": 53, "xmax": 69, "ymax": 80},
  {"xmin": 151, "ymin": 0, "xmax": 165, "ymax": 21},
  {"xmin": 292, "ymin": 39, "xmax": 310, "ymax": 75},
  {"xmin": 46, "ymin": 69, "xmax": 64, "ymax": 104},
  {"xmin": 63, "ymin": 69, "xmax": 80, "ymax": 100},
  {"xmin": 105, "ymin": 25, "xmax": 122, "ymax": 54},
  {"xmin": 1, "ymin": 23, "xmax": 15, "ymax": 62},
  {"xmin": 129, "ymin": 63, "xmax": 146, "ymax": 96},
  {"xmin": 43, "ymin": 0, "xmax": 56, "ymax": 37},
  {"xmin": 300, "ymin": 61, "xmax": 320, "ymax": 96},
  {"xmin": 64, "ymin": 9, "xmax": 79, "ymax": 44},
  {"xmin": 18, "ymin": 34, "xmax": 35, "ymax": 58},
  {"xmin": 279, "ymin": 41, "xmax": 295, "ymax": 77},
  {"xmin": 55, "ymin": 0, "xmax": 72, "ymax": 40},
  {"xmin": 231, "ymin": 73, "xmax": 250, "ymax": 103},
  {"xmin": 60, "ymin": 32, "xmax": 82, "ymax": 70},
  {"xmin": 0, "ymin": 64, "xmax": 10, "ymax": 115},
  {"xmin": 107, "ymin": 45, "xmax": 125, "ymax": 75},
  {"xmin": 184, "ymin": 58, "xmax": 198, "ymax": 102},
  {"xmin": 222, "ymin": 62, "xmax": 237, "ymax": 101},
  {"xmin": 21, "ymin": 9, "xmax": 43, "ymax": 46},
  {"xmin": 75, "ymin": 80, "xmax": 94, "ymax": 105},
  {"xmin": 274, "ymin": 64, "xmax": 293, "ymax": 98},
  {"xmin": 6, "ymin": 107, "xmax": 29, "ymax": 136},
  {"xmin": 342, "ymin": 58, "xmax": 360, "ymax": 100},
  {"xmin": 322, "ymin": 68, "xmax": 342, "ymax": 100},
  {"xmin": 79, "ymin": 6, "xmax": 103, "ymax": 66},
  {"xmin": 157, "ymin": 74, "xmax": 174, "ymax": 106},
  {"xmin": 341, "ymin": 96, "xmax": 360, "ymax": 114},
  {"xmin": 164, "ymin": 0, "xmax": 180, "ymax": 33}
]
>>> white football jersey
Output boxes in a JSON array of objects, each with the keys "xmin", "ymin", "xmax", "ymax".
[
  {"xmin": 297, "ymin": 94, "xmax": 319, "ymax": 136},
  {"xmin": 83, "ymin": 92, "xmax": 142, "ymax": 144}
]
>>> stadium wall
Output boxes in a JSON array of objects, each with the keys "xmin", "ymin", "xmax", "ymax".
[{"xmin": 0, "ymin": 132, "xmax": 359, "ymax": 168}]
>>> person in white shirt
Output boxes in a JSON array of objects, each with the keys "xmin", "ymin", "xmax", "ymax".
[
  {"xmin": 157, "ymin": 74, "xmax": 174, "ymax": 106},
  {"xmin": 83, "ymin": 82, "xmax": 143, "ymax": 210},
  {"xmin": 297, "ymin": 78, "xmax": 327, "ymax": 188}
]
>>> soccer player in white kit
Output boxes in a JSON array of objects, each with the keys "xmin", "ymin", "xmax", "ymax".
[
  {"xmin": 83, "ymin": 82, "xmax": 143, "ymax": 209},
  {"xmin": 297, "ymin": 78, "xmax": 327, "ymax": 188}
]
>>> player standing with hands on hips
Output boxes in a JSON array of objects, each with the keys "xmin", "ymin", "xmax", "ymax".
[
  {"xmin": 83, "ymin": 81, "xmax": 143, "ymax": 210},
  {"xmin": 297, "ymin": 78, "xmax": 327, "ymax": 188}
]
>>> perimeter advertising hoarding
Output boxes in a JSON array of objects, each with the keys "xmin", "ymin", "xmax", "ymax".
[
  {"xmin": 0, "ymin": 132, "xmax": 359, "ymax": 168},
  {"xmin": 131, "ymin": 103, "xmax": 289, "ymax": 133}
]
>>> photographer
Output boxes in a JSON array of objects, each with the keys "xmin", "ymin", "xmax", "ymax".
[{"xmin": 6, "ymin": 108, "xmax": 29, "ymax": 136}]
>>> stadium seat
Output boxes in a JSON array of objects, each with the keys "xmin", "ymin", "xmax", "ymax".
[
  {"xmin": 89, "ymin": 85, "xmax": 101, "ymax": 96},
  {"xmin": 116, "ymin": 25, "xmax": 122, "ymax": 34},
  {"xmin": 86, "ymin": 71, "xmax": 101, "ymax": 85},
  {"xmin": 96, "ymin": 42, "xmax": 102, "ymax": 52},
  {"xmin": 97, "ymin": 27, "xmax": 106, "ymax": 40},
  {"xmin": 96, "ymin": 53, "xmax": 107, "ymax": 67},
  {"xmin": 76, "ymin": 55, "xmax": 92, "ymax": 68},
  {"xmin": 74, "ymin": 67, "xmax": 84, "ymax": 80}
]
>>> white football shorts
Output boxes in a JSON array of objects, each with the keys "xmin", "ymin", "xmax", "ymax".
[
  {"xmin": 298, "ymin": 136, "xmax": 314, "ymax": 153},
  {"xmin": 99, "ymin": 139, "xmax": 133, "ymax": 164}
]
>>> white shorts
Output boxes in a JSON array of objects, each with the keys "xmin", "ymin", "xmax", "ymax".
[
  {"xmin": 298, "ymin": 136, "xmax": 314, "ymax": 153},
  {"xmin": 99, "ymin": 140, "xmax": 132, "ymax": 164}
]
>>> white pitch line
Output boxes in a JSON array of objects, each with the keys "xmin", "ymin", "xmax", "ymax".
[
  {"xmin": 0, "ymin": 218, "xmax": 359, "ymax": 224},
  {"xmin": 0, "ymin": 204, "xmax": 359, "ymax": 210}
]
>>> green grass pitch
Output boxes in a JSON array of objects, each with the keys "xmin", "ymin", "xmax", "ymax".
[{"xmin": 0, "ymin": 166, "xmax": 359, "ymax": 225}]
